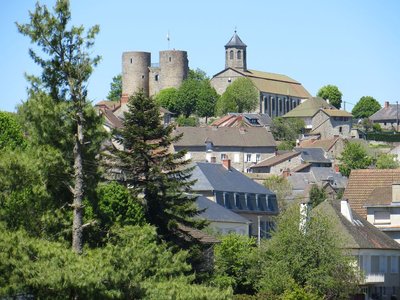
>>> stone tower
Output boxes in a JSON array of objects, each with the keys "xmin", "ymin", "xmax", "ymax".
[
  {"xmin": 225, "ymin": 31, "xmax": 247, "ymax": 71},
  {"xmin": 159, "ymin": 50, "xmax": 188, "ymax": 90},
  {"xmin": 122, "ymin": 51, "xmax": 151, "ymax": 96}
]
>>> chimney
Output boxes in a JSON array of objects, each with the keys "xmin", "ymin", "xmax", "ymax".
[
  {"xmin": 282, "ymin": 168, "xmax": 290, "ymax": 178},
  {"xmin": 392, "ymin": 182, "xmax": 400, "ymax": 203},
  {"xmin": 340, "ymin": 199, "xmax": 354, "ymax": 223},
  {"xmin": 121, "ymin": 94, "xmax": 129, "ymax": 104},
  {"xmin": 222, "ymin": 159, "xmax": 231, "ymax": 170},
  {"xmin": 385, "ymin": 101, "xmax": 390, "ymax": 109}
]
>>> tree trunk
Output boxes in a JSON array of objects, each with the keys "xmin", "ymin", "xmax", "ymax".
[{"xmin": 72, "ymin": 111, "xmax": 84, "ymax": 254}]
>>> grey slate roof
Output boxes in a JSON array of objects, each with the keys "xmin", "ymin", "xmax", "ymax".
[
  {"xmin": 191, "ymin": 162, "xmax": 274, "ymax": 195},
  {"xmin": 318, "ymin": 200, "xmax": 400, "ymax": 250},
  {"xmin": 310, "ymin": 167, "xmax": 348, "ymax": 189},
  {"xmin": 174, "ymin": 126, "xmax": 276, "ymax": 148},
  {"xmin": 370, "ymin": 104, "xmax": 398, "ymax": 121},
  {"xmin": 196, "ymin": 196, "xmax": 251, "ymax": 224},
  {"xmin": 225, "ymin": 31, "xmax": 247, "ymax": 48},
  {"xmin": 295, "ymin": 147, "xmax": 331, "ymax": 164}
]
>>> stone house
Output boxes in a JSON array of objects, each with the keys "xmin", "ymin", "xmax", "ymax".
[
  {"xmin": 298, "ymin": 136, "xmax": 347, "ymax": 164},
  {"xmin": 370, "ymin": 101, "xmax": 399, "ymax": 131},
  {"xmin": 173, "ymin": 126, "xmax": 276, "ymax": 173},
  {"xmin": 210, "ymin": 31, "xmax": 311, "ymax": 117},
  {"xmin": 311, "ymin": 108, "xmax": 353, "ymax": 139},
  {"xmin": 211, "ymin": 113, "xmax": 272, "ymax": 128},
  {"xmin": 316, "ymin": 200, "xmax": 400, "ymax": 300},
  {"xmin": 191, "ymin": 160, "xmax": 278, "ymax": 239},
  {"xmin": 249, "ymin": 151, "xmax": 302, "ymax": 174},
  {"xmin": 344, "ymin": 169, "xmax": 400, "ymax": 245}
]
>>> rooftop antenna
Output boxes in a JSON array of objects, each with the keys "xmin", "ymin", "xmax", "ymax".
[{"xmin": 167, "ymin": 30, "xmax": 170, "ymax": 50}]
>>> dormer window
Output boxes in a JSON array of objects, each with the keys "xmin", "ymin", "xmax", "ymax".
[{"xmin": 205, "ymin": 140, "xmax": 213, "ymax": 152}]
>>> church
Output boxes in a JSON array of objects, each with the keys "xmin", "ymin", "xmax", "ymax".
[{"xmin": 210, "ymin": 31, "xmax": 311, "ymax": 117}]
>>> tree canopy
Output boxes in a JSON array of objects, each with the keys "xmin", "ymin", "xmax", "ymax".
[
  {"xmin": 216, "ymin": 77, "xmax": 259, "ymax": 115},
  {"xmin": 0, "ymin": 111, "xmax": 26, "ymax": 150},
  {"xmin": 317, "ymin": 85, "xmax": 342, "ymax": 109},
  {"xmin": 339, "ymin": 142, "xmax": 372, "ymax": 176},
  {"xmin": 376, "ymin": 153, "xmax": 399, "ymax": 169},
  {"xmin": 351, "ymin": 96, "xmax": 381, "ymax": 119},
  {"xmin": 106, "ymin": 74, "xmax": 122, "ymax": 101},
  {"xmin": 271, "ymin": 117, "xmax": 305, "ymax": 143}
]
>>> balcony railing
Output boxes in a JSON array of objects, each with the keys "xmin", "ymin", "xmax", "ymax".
[{"xmin": 364, "ymin": 273, "xmax": 385, "ymax": 284}]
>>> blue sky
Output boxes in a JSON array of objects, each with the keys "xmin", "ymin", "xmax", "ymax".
[{"xmin": 1, "ymin": 0, "xmax": 400, "ymax": 112}]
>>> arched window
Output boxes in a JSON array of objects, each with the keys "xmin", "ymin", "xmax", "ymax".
[
  {"xmin": 226, "ymin": 51, "xmax": 228, "ymax": 60},
  {"xmin": 230, "ymin": 50, "xmax": 234, "ymax": 60},
  {"xmin": 237, "ymin": 50, "xmax": 241, "ymax": 59}
]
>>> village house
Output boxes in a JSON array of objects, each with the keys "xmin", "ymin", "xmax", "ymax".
[
  {"xmin": 316, "ymin": 200, "xmax": 400, "ymax": 300},
  {"xmin": 173, "ymin": 126, "xmax": 276, "ymax": 173},
  {"xmin": 190, "ymin": 160, "xmax": 278, "ymax": 239},
  {"xmin": 211, "ymin": 113, "xmax": 272, "ymax": 128},
  {"xmin": 344, "ymin": 169, "xmax": 400, "ymax": 244},
  {"xmin": 370, "ymin": 101, "xmax": 400, "ymax": 131}
]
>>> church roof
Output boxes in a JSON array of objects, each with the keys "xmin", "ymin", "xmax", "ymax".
[{"xmin": 225, "ymin": 31, "xmax": 247, "ymax": 48}]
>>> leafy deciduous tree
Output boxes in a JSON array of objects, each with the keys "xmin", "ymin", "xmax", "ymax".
[
  {"xmin": 155, "ymin": 87, "xmax": 179, "ymax": 113},
  {"xmin": 271, "ymin": 117, "xmax": 305, "ymax": 142},
  {"xmin": 376, "ymin": 153, "xmax": 399, "ymax": 169},
  {"xmin": 317, "ymin": 85, "xmax": 342, "ymax": 109},
  {"xmin": 106, "ymin": 74, "xmax": 122, "ymax": 101},
  {"xmin": 351, "ymin": 96, "xmax": 381, "ymax": 119},
  {"xmin": 308, "ymin": 185, "xmax": 327, "ymax": 209},
  {"xmin": 263, "ymin": 175, "xmax": 292, "ymax": 211},
  {"xmin": 339, "ymin": 142, "xmax": 372, "ymax": 176},
  {"xmin": 216, "ymin": 77, "xmax": 259, "ymax": 115}
]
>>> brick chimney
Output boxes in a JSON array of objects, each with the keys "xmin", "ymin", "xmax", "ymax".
[
  {"xmin": 392, "ymin": 182, "xmax": 400, "ymax": 203},
  {"xmin": 385, "ymin": 101, "xmax": 390, "ymax": 109},
  {"xmin": 222, "ymin": 159, "xmax": 231, "ymax": 170},
  {"xmin": 120, "ymin": 94, "xmax": 129, "ymax": 104}
]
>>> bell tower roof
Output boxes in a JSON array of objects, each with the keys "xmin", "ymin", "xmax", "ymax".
[{"xmin": 225, "ymin": 31, "xmax": 247, "ymax": 48}]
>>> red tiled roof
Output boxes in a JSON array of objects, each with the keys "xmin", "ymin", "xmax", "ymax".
[{"xmin": 343, "ymin": 169, "xmax": 400, "ymax": 218}]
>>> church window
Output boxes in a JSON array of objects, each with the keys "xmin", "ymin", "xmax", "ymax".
[
  {"xmin": 155, "ymin": 74, "xmax": 159, "ymax": 81},
  {"xmin": 237, "ymin": 50, "xmax": 241, "ymax": 59},
  {"xmin": 169, "ymin": 57, "xmax": 172, "ymax": 62},
  {"xmin": 130, "ymin": 58, "xmax": 133, "ymax": 63},
  {"xmin": 230, "ymin": 50, "xmax": 234, "ymax": 59}
]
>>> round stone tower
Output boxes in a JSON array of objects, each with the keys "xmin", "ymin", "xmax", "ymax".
[
  {"xmin": 122, "ymin": 51, "xmax": 151, "ymax": 96},
  {"xmin": 159, "ymin": 50, "xmax": 188, "ymax": 90}
]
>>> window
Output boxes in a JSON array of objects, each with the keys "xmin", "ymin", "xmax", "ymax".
[
  {"xmin": 379, "ymin": 256, "xmax": 387, "ymax": 273},
  {"xmin": 155, "ymin": 74, "xmax": 159, "ymax": 81},
  {"xmin": 391, "ymin": 256, "xmax": 399, "ymax": 273},
  {"xmin": 230, "ymin": 50, "xmax": 234, "ymax": 59},
  {"xmin": 374, "ymin": 211, "xmax": 390, "ymax": 224},
  {"xmin": 246, "ymin": 153, "xmax": 252, "ymax": 162},
  {"xmin": 205, "ymin": 141, "xmax": 213, "ymax": 152},
  {"xmin": 237, "ymin": 50, "xmax": 241, "ymax": 59},
  {"xmin": 339, "ymin": 126, "xmax": 342, "ymax": 133},
  {"xmin": 169, "ymin": 57, "xmax": 172, "ymax": 62},
  {"xmin": 221, "ymin": 153, "xmax": 227, "ymax": 160},
  {"xmin": 256, "ymin": 154, "xmax": 261, "ymax": 162},
  {"xmin": 130, "ymin": 58, "xmax": 133, "ymax": 63}
]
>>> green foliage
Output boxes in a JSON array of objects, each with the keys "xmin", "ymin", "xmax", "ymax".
[
  {"xmin": 351, "ymin": 96, "xmax": 381, "ymax": 119},
  {"xmin": 0, "ymin": 111, "xmax": 26, "ymax": 150},
  {"xmin": 308, "ymin": 185, "xmax": 327, "ymax": 209},
  {"xmin": 155, "ymin": 87, "xmax": 179, "ymax": 113},
  {"xmin": 376, "ymin": 153, "xmax": 399, "ymax": 169},
  {"xmin": 372, "ymin": 123, "xmax": 382, "ymax": 132},
  {"xmin": 189, "ymin": 68, "xmax": 209, "ymax": 81},
  {"xmin": 281, "ymin": 284, "xmax": 321, "ymax": 300},
  {"xmin": 108, "ymin": 92, "xmax": 205, "ymax": 236},
  {"xmin": 366, "ymin": 132, "xmax": 400, "ymax": 142},
  {"xmin": 0, "ymin": 223, "xmax": 230, "ymax": 299},
  {"xmin": 339, "ymin": 142, "xmax": 372, "ymax": 176},
  {"xmin": 271, "ymin": 117, "xmax": 304, "ymax": 141},
  {"xmin": 95, "ymin": 182, "xmax": 145, "ymax": 229},
  {"xmin": 317, "ymin": 85, "xmax": 342, "ymax": 109},
  {"xmin": 217, "ymin": 78, "xmax": 259, "ymax": 114},
  {"xmin": 212, "ymin": 234, "xmax": 259, "ymax": 294},
  {"xmin": 258, "ymin": 205, "xmax": 359, "ymax": 299},
  {"xmin": 176, "ymin": 115, "xmax": 199, "ymax": 126},
  {"xmin": 277, "ymin": 140, "xmax": 296, "ymax": 151},
  {"xmin": 0, "ymin": 145, "xmax": 71, "ymax": 239},
  {"xmin": 263, "ymin": 175, "xmax": 292, "ymax": 211},
  {"xmin": 107, "ymin": 74, "xmax": 122, "ymax": 101},
  {"xmin": 195, "ymin": 80, "xmax": 219, "ymax": 119}
]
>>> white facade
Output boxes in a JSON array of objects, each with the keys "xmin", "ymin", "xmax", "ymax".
[{"xmin": 367, "ymin": 206, "xmax": 400, "ymax": 244}]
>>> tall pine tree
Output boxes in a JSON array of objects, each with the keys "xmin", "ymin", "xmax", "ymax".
[{"xmin": 109, "ymin": 92, "xmax": 205, "ymax": 237}]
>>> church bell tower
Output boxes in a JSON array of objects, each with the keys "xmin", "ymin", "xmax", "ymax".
[{"xmin": 225, "ymin": 31, "xmax": 247, "ymax": 71}]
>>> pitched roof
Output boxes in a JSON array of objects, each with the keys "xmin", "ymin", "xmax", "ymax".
[
  {"xmin": 295, "ymin": 147, "xmax": 331, "ymax": 164},
  {"xmin": 318, "ymin": 200, "xmax": 400, "ymax": 250},
  {"xmin": 176, "ymin": 223, "xmax": 219, "ymax": 244},
  {"xmin": 283, "ymin": 97, "xmax": 334, "ymax": 118},
  {"xmin": 365, "ymin": 186, "xmax": 392, "ymax": 206},
  {"xmin": 191, "ymin": 162, "xmax": 275, "ymax": 195},
  {"xmin": 291, "ymin": 162, "xmax": 312, "ymax": 172},
  {"xmin": 321, "ymin": 108, "xmax": 353, "ymax": 117},
  {"xmin": 102, "ymin": 107, "xmax": 123, "ymax": 129},
  {"xmin": 370, "ymin": 104, "xmax": 399, "ymax": 121},
  {"xmin": 298, "ymin": 137, "xmax": 342, "ymax": 152},
  {"xmin": 173, "ymin": 126, "xmax": 276, "ymax": 148},
  {"xmin": 343, "ymin": 169, "xmax": 400, "ymax": 218},
  {"xmin": 251, "ymin": 151, "xmax": 300, "ymax": 168},
  {"xmin": 211, "ymin": 113, "xmax": 272, "ymax": 128},
  {"xmin": 196, "ymin": 196, "xmax": 251, "ymax": 224},
  {"xmin": 225, "ymin": 31, "xmax": 247, "ymax": 48}
]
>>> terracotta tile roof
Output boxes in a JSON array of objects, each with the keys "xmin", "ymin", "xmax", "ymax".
[
  {"xmin": 298, "ymin": 137, "xmax": 342, "ymax": 152},
  {"xmin": 251, "ymin": 151, "xmax": 300, "ymax": 168},
  {"xmin": 343, "ymin": 169, "xmax": 400, "ymax": 218}
]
